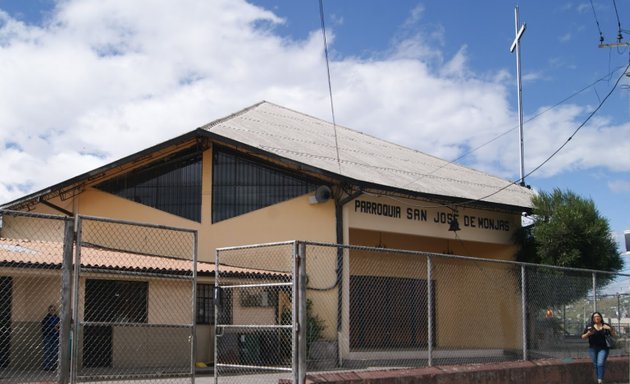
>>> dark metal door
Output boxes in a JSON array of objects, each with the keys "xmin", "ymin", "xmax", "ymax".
[
  {"xmin": 83, "ymin": 326, "xmax": 112, "ymax": 368},
  {"xmin": 0, "ymin": 277, "xmax": 12, "ymax": 368},
  {"xmin": 83, "ymin": 280, "xmax": 113, "ymax": 368},
  {"xmin": 350, "ymin": 276, "xmax": 435, "ymax": 349}
]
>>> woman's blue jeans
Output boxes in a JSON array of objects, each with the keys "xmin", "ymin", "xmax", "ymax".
[{"xmin": 588, "ymin": 347, "xmax": 609, "ymax": 380}]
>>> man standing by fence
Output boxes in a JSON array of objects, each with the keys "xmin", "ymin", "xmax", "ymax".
[{"xmin": 41, "ymin": 304, "xmax": 60, "ymax": 371}]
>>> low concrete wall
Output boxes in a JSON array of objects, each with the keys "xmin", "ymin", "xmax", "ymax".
[{"xmin": 290, "ymin": 357, "xmax": 629, "ymax": 384}]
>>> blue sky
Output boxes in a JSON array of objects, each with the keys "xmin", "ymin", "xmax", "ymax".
[{"xmin": 0, "ymin": 0, "xmax": 629, "ymax": 263}]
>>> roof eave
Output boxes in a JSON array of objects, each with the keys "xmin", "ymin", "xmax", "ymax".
[
  {"xmin": 1, "ymin": 123, "xmax": 532, "ymax": 215},
  {"xmin": 0, "ymin": 129, "xmax": 204, "ymax": 210},
  {"xmin": 200, "ymin": 130, "xmax": 532, "ymax": 214}
]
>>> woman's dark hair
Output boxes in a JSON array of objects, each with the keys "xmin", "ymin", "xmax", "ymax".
[{"xmin": 590, "ymin": 311, "xmax": 604, "ymax": 324}]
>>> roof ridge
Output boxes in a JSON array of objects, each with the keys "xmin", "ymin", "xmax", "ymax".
[{"xmin": 200, "ymin": 100, "xmax": 268, "ymax": 130}]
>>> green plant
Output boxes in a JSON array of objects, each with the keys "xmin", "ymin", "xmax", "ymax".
[
  {"xmin": 279, "ymin": 299, "xmax": 327, "ymax": 348},
  {"xmin": 306, "ymin": 299, "xmax": 326, "ymax": 344}
]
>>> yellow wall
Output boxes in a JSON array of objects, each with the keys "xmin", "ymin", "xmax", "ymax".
[
  {"xmin": 112, "ymin": 326, "xmax": 191, "ymax": 369},
  {"xmin": 149, "ymin": 279, "xmax": 194, "ymax": 324},
  {"xmin": 29, "ymin": 147, "xmax": 337, "ymax": 264},
  {"xmin": 232, "ymin": 290, "xmax": 277, "ymax": 325},
  {"xmin": 1, "ymin": 215, "xmax": 67, "ymax": 243},
  {"xmin": 431, "ymin": 256, "xmax": 521, "ymax": 348},
  {"xmin": 196, "ymin": 324, "xmax": 213, "ymax": 362},
  {"xmin": 1, "ymin": 267, "xmax": 218, "ymax": 367},
  {"xmin": 9, "ymin": 142, "xmax": 528, "ymax": 361},
  {"xmin": 347, "ymin": 195, "xmax": 520, "ymax": 245},
  {"xmin": 9, "ymin": 272, "xmax": 62, "ymax": 322},
  {"xmin": 346, "ymin": 228, "xmax": 522, "ymax": 350}
]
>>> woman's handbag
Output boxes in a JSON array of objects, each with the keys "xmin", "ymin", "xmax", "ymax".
[{"xmin": 605, "ymin": 333, "xmax": 616, "ymax": 349}]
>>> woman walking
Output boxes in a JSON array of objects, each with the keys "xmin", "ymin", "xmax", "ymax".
[{"xmin": 581, "ymin": 311, "xmax": 616, "ymax": 384}]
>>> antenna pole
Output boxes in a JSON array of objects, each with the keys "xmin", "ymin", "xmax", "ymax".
[{"xmin": 510, "ymin": 6, "xmax": 527, "ymax": 186}]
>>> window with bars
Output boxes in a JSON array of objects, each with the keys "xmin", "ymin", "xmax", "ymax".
[
  {"xmin": 197, "ymin": 284, "xmax": 232, "ymax": 325},
  {"xmin": 96, "ymin": 146, "xmax": 203, "ymax": 222},
  {"xmin": 212, "ymin": 146, "xmax": 319, "ymax": 222},
  {"xmin": 85, "ymin": 280, "xmax": 148, "ymax": 323}
]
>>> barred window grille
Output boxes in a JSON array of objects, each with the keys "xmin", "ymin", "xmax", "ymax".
[
  {"xmin": 212, "ymin": 146, "xmax": 319, "ymax": 222},
  {"xmin": 197, "ymin": 283, "xmax": 232, "ymax": 325},
  {"xmin": 96, "ymin": 146, "xmax": 203, "ymax": 222}
]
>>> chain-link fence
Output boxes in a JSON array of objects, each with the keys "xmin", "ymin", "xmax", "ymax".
[
  {"xmin": 216, "ymin": 241, "xmax": 630, "ymax": 383},
  {"xmin": 73, "ymin": 216, "xmax": 197, "ymax": 383},
  {"xmin": 0, "ymin": 210, "xmax": 197, "ymax": 384},
  {"xmin": 214, "ymin": 242, "xmax": 295, "ymax": 384},
  {"xmin": 3, "ymin": 209, "xmax": 629, "ymax": 384},
  {"xmin": 0, "ymin": 210, "xmax": 71, "ymax": 383}
]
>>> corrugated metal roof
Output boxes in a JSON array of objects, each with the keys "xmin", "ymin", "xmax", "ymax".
[
  {"xmin": 0, "ymin": 238, "xmax": 286, "ymax": 277},
  {"xmin": 1, "ymin": 101, "xmax": 533, "ymax": 211},
  {"xmin": 203, "ymin": 101, "xmax": 534, "ymax": 209}
]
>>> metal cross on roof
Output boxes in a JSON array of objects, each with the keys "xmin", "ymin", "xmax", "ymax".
[{"xmin": 510, "ymin": 6, "xmax": 527, "ymax": 187}]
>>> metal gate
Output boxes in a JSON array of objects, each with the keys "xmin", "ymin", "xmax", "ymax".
[
  {"xmin": 0, "ymin": 210, "xmax": 198, "ymax": 384},
  {"xmin": 74, "ymin": 216, "xmax": 198, "ymax": 383},
  {"xmin": 214, "ymin": 241, "xmax": 301, "ymax": 384},
  {"xmin": 0, "ymin": 210, "xmax": 70, "ymax": 383}
]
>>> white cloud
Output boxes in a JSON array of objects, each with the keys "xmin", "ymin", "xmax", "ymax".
[
  {"xmin": 576, "ymin": 3, "xmax": 591, "ymax": 13},
  {"xmin": 518, "ymin": 105, "xmax": 630, "ymax": 177},
  {"xmin": 559, "ymin": 32, "xmax": 572, "ymax": 42},
  {"xmin": 0, "ymin": 0, "xmax": 628, "ymax": 205},
  {"xmin": 609, "ymin": 180, "xmax": 630, "ymax": 193}
]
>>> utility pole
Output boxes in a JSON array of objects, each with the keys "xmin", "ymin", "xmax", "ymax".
[
  {"xmin": 597, "ymin": 42, "xmax": 630, "ymax": 77},
  {"xmin": 510, "ymin": 6, "xmax": 526, "ymax": 186},
  {"xmin": 598, "ymin": 42, "xmax": 630, "ymax": 48}
]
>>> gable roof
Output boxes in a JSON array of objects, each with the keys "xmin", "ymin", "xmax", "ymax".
[
  {"xmin": 201, "ymin": 101, "xmax": 533, "ymax": 209},
  {"xmin": 1, "ymin": 101, "xmax": 533, "ymax": 211}
]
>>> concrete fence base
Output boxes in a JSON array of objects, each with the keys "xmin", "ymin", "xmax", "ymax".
[{"xmin": 284, "ymin": 357, "xmax": 629, "ymax": 384}]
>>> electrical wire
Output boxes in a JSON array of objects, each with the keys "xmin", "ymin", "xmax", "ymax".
[
  {"xmin": 464, "ymin": 61, "xmax": 629, "ymax": 206},
  {"xmin": 313, "ymin": 2, "xmax": 627, "ymax": 213},
  {"xmin": 520, "ymin": 61, "xmax": 630, "ymax": 184},
  {"xmin": 376, "ymin": 62, "xmax": 630, "ymax": 211},
  {"xmin": 400, "ymin": 65, "xmax": 625, "ymax": 190},
  {"xmin": 612, "ymin": 0, "xmax": 623, "ymax": 41},
  {"xmin": 318, "ymin": 0, "xmax": 342, "ymax": 174},
  {"xmin": 590, "ymin": 0, "xmax": 605, "ymax": 44}
]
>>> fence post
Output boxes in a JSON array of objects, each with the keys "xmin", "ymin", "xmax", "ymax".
[
  {"xmin": 521, "ymin": 265, "xmax": 527, "ymax": 360},
  {"xmin": 70, "ymin": 217, "xmax": 82, "ymax": 384},
  {"xmin": 593, "ymin": 272, "xmax": 598, "ymax": 312},
  {"xmin": 618, "ymin": 293, "xmax": 622, "ymax": 334},
  {"xmin": 293, "ymin": 241, "xmax": 307, "ymax": 384},
  {"xmin": 190, "ymin": 231, "xmax": 198, "ymax": 384},
  {"xmin": 213, "ymin": 248, "xmax": 220, "ymax": 384},
  {"xmin": 59, "ymin": 218, "xmax": 74, "ymax": 384},
  {"xmin": 299, "ymin": 242, "xmax": 307, "ymax": 383},
  {"xmin": 427, "ymin": 255, "xmax": 433, "ymax": 367}
]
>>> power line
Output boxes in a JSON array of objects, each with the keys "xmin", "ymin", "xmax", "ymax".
[
  {"xmin": 409, "ymin": 61, "xmax": 630, "ymax": 211},
  {"xmin": 313, "ymin": 3, "xmax": 627, "ymax": 212},
  {"xmin": 590, "ymin": 0, "xmax": 605, "ymax": 44},
  {"xmin": 355, "ymin": 61, "xmax": 627, "ymax": 213},
  {"xmin": 597, "ymin": 0, "xmax": 630, "ymax": 48},
  {"xmin": 401, "ymin": 65, "xmax": 625, "ymax": 190},
  {"xmin": 318, "ymin": 0, "xmax": 342, "ymax": 174},
  {"xmin": 612, "ymin": 0, "xmax": 623, "ymax": 42},
  {"xmin": 522, "ymin": 61, "xmax": 630, "ymax": 182}
]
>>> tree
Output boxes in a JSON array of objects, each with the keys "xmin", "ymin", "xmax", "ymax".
[
  {"xmin": 514, "ymin": 189, "xmax": 624, "ymax": 346},
  {"xmin": 515, "ymin": 188, "xmax": 623, "ymax": 271}
]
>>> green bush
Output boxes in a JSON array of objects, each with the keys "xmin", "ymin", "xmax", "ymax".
[
  {"xmin": 279, "ymin": 299, "xmax": 327, "ymax": 348},
  {"xmin": 306, "ymin": 299, "xmax": 326, "ymax": 344}
]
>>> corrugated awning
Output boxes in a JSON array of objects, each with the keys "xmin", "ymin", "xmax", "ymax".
[{"xmin": 0, "ymin": 238, "xmax": 287, "ymax": 278}]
